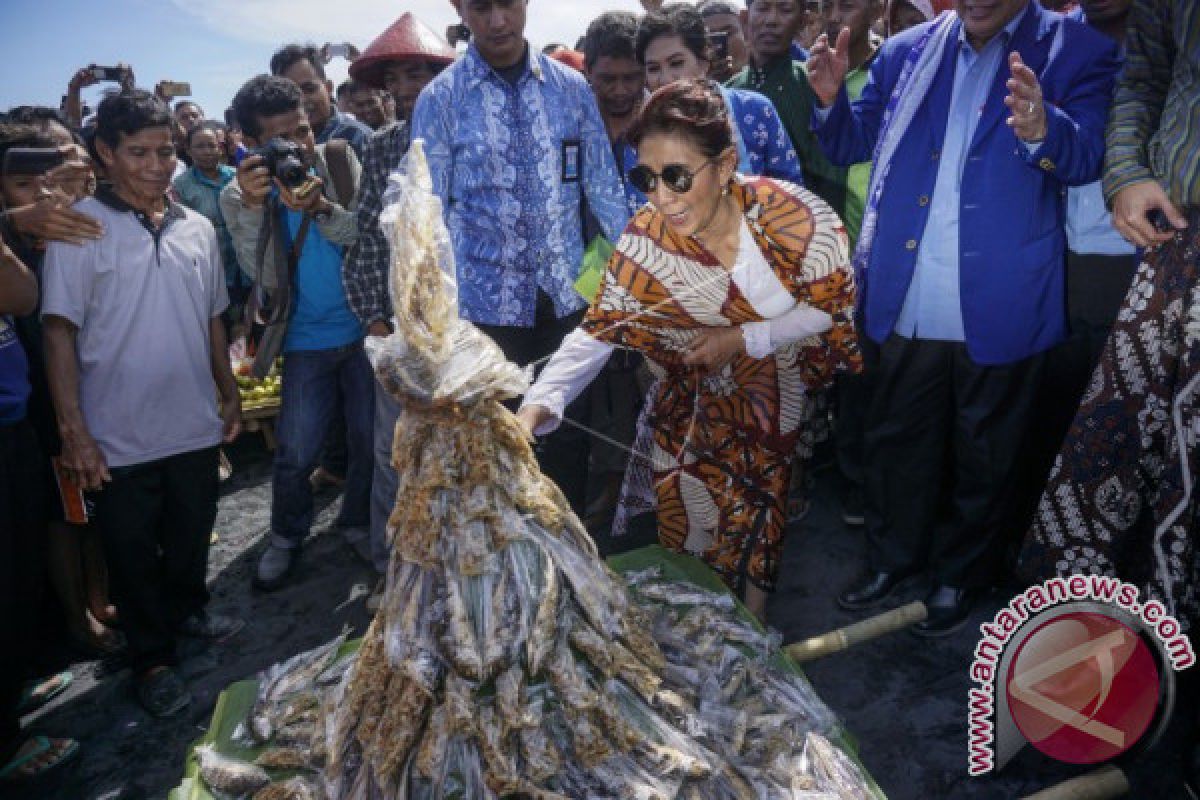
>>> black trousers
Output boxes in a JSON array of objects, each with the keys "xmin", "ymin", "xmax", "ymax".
[
  {"xmin": 478, "ymin": 292, "xmax": 590, "ymax": 516},
  {"xmin": 1004, "ymin": 251, "xmax": 1140, "ymax": 543},
  {"xmin": 0, "ymin": 420, "xmax": 47, "ymax": 760},
  {"xmin": 835, "ymin": 326, "xmax": 879, "ymax": 488},
  {"xmin": 863, "ymin": 336, "xmax": 1043, "ymax": 588},
  {"xmin": 90, "ymin": 446, "xmax": 219, "ymax": 674}
]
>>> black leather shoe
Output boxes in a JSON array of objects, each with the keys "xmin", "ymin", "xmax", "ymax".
[
  {"xmin": 912, "ymin": 585, "xmax": 979, "ymax": 638},
  {"xmin": 837, "ymin": 567, "xmax": 919, "ymax": 611}
]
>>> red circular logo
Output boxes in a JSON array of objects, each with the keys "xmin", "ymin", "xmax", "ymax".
[{"xmin": 1005, "ymin": 612, "xmax": 1160, "ymax": 765}]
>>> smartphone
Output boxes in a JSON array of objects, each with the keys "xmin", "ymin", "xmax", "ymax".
[
  {"xmin": 159, "ymin": 80, "xmax": 192, "ymax": 97},
  {"xmin": 708, "ymin": 30, "xmax": 730, "ymax": 61},
  {"xmin": 224, "ymin": 107, "xmax": 238, "ymax": 128},
  {"xmin": 326, "ymin": 43, "xmax": 350, "ymax": 59},
  {"xmin": 52, "ymin": 457, "xmax": 95, "ymax": 525},
  {"xmin": 91, "ymin": 65, "xmax": 127, "ymax": 82},
  {"xmin": 2, "ymin": 147, "xmax": 66, "ymax": 176}
]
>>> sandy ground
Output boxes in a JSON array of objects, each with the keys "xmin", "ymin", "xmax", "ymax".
[{"xmin": 8, "ymin": 437, "xmax": 1195, "ymax": 800}]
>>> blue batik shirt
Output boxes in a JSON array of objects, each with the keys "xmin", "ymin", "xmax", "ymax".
[
  {"xmin": 412, "ymin": 43, "xmax": 630, "ymax": 327},
  {"xmin": 724, "ymin": 88, "xmax": 805, "ymax": 186}
]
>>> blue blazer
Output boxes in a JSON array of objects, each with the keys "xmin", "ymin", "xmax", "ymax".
[{"xmin": 816, "ymin": 4, "xmax": 1120, "ymax": 365}]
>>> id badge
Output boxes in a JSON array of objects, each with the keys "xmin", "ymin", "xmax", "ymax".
[{"xmin": 561, "ymin": 139, "xmax": 581, "ymax": 183}]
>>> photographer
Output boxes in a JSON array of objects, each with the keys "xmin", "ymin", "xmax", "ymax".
[
  {"xmin": 220, "ymin": 75, "xmax": 373, "ymax": 593},
  {"xmin": 41, "ymin": 90, "xmax": 243, "ymax": 717}
]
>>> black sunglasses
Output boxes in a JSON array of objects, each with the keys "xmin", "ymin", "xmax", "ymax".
[{"xmin": 628, "ymin": 159, "xmax": 717, "ymax": 195}]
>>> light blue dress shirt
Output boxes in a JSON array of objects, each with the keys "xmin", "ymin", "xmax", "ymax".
[
  {"xmin": 412, "ymin": 43, "xmax": 629, "ymax": 327},
  {"xmin": 1063, "ymin": 7, "xmax": 1134, "ymax": 258},
  {"xmin": 895, "ymin": 9, "xmax": 1028, "ymax": 341}
]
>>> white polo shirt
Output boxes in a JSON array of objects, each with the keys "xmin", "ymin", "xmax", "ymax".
[{"xmin": 41, "ymin": 187, "xmax": 229, "ymax": 467}]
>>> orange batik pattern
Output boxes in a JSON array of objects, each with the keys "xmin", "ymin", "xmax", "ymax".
[{"xmin": 583, "ymin": 176, "xmax": 860, "ymax": 592}]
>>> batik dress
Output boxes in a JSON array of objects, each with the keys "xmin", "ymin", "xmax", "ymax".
[
  {"xmin": 580, "ymin": 177, "xmax": 859, "ymax": 591},
  {"xmin": 1021, "ymin": 211, "xmax": 1200, "ymax": 629}
]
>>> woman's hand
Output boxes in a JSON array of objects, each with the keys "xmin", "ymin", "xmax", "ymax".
[
  {"xmin": 682, "ymin": 327, "xmax": 745, "ymax": 373},
  {"xmin": 517, "ymin": 404, "xmax": 555, "ymax": 437}
]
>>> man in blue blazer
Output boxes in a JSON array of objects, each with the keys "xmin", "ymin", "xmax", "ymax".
[{"xmin": 807, "ymin": 0, "xmax": 1120, "ymax": 635}]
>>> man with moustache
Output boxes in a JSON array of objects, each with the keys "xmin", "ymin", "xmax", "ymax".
[
  {"xmin": 411, "ymin": 0, "xmax": 629, "ymax": 516},
  {"xmin": 41, "ymin": 91, "xmax": 243, "ymax": 716},
  {"xmin": 582, "ymin": 10, "xmax": 648, "ymax": 216},
  {"xmin": 809, "ymin": 0, "xmax": 1119, "ymax": 634}
]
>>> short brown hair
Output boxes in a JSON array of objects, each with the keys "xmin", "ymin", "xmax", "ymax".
[{"xmin": 627, "ymin": 79, "xmax": 733, "ymax": 159}]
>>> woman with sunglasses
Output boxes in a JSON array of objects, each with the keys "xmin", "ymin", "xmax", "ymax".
[
  {"xmin": 518, "ymin": 81, "xmax": 859, "ymax": 620},
  {"xmin": 636, "ymin": 4, "xmax": 805, "ymax": 187}
]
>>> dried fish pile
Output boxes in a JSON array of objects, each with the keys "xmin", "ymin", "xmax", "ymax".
[{"xmin": 193, "ymin": 141, "xmax": 879, "ymax": 800}]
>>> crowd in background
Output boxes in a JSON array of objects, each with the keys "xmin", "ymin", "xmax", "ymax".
[{"xmin": 1, "ymin": 0, "xmax": 1197, "ymax": 790}]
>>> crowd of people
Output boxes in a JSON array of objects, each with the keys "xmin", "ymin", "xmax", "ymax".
[{"xmin": 1, "ymin": 0, "xmax": 1196, "ymax": 790}]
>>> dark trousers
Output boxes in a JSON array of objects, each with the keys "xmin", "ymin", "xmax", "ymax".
[
  {"xmin": 91, "ymin": 446, "xmax": 219, "ymax": 673},
  {"xmin": 0, "ymin": 420, "xmax": 47, "ymax": 760},
  {"xmin": 835, "ymin": 328, "xmax": 879, "ymax": 488},
  {"xmin": 271, "ymin": 342, "xmax": 374, "ymax": 546},
  {"xmin": 478, "ymin": 292, "xmax": 590, "ymax": 515},
  {"xmin": 863, "ymin": 336, "xmax": 1043, "ymax": 588},
  {"xmin": 1005, "ymin": 251, "xmax": 1140, "ymax": 544}
]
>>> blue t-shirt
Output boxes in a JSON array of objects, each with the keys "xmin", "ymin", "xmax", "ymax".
[
  {"xmin": 0, "ymin": 315, "xmax": 30, "ymax": 423},
  {"xmin": 282, "ymin": 209, "xmax": 363, "ymax": 352}
]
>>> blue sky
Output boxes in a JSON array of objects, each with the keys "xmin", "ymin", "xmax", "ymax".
[{"xmin": 1, "ymin": 0, "xmax": 634, "ymax": 121}]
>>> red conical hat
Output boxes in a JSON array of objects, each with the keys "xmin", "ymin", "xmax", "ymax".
[{"xmin": 349, "ymin": 12, "xmax": 457, "ymax": 89}]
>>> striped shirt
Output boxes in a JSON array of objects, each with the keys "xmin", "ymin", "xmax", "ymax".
[{"xmin": 1103, "ymin": 0, "xmax": 1200, "ymax": 209}]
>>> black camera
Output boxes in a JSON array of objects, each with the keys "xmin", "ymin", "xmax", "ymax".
[
  {"xmin": 2, "ymin": 147, "xmax": 66, "ymax": 176},
  {"xmin": 251, "ymin": 138, "xmax": 309, "ymax": 190}
]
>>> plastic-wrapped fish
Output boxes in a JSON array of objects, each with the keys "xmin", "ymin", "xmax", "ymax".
[
  {"xmin": 251, "ymin": 776, "xmax": 322, "ymax": 800},
  {"xmin": 803, "ymin": 732, "xmax": 874, "ymax": 800},
  {"xmin": 196, "ymin": 744, "xmax": 271, "ymax": 796},
  {"xmin": 249, "ymin": 633, "xmax": 347, "ymax": 743},
  {"xmin": 635, "ymin": 581, "xmax": 736, "ymax": 611},
  {"xmin": 255, "ymin": 747, "xmax": 314, "ymax": 771}
]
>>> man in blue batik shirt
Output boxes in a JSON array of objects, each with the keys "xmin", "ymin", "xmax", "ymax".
[{"xmin": 412, "ymin": 0, "xmax": 630, "ymax": 514}]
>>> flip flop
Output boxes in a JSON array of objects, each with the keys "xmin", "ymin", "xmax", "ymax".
[
  {"xmin": 0, "ymin": 736, "xmax": 79, "ymax": 782},
  {"xmin": 16, "ymin": 671, "xmax": 73, "ymax": 715}
]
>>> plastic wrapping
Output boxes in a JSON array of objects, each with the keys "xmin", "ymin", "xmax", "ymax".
[
  {"xmin": 383, "ymin": 560, "xmax": 443, "ymax": 693},
  {"xmin": 228, "ymin": 142, "xmax": 882, "ymax": 800},
  {"xmin": 433, "ymin": 738, "xmax": 496, "ymax": 800},
  {"xmin": 196, "ymin": 744, "xmax": 272, "ymax": 796},
  {"xmin": 802, "ymin": 733, "xmax": 874, "ymax": 800}
]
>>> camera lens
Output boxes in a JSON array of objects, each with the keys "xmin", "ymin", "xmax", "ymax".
[{"xmin": 276, "ymin": 156, "xmax": 308, "ymax": 189}]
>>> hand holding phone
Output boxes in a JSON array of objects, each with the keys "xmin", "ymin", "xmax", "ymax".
[{"xmin": 708, "ymin": 30, "xmax": 730, "ymax": 61}]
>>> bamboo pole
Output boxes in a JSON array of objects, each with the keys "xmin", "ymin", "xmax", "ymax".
[
  {"xmin": 1018, "ymin": 766, "xmax": 1130, "ymax": 800},
  {"xmin": 784, "ymin": 602, "xmax": 928, "ymax": 664}
]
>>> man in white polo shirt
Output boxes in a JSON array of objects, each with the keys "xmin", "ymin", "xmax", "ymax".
[{"xmin": 41, "ymin": 90, "xmax": 243, "ymax": 718}]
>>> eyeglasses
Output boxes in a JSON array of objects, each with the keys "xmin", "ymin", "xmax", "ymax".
[{"xmin": 628, "ymin": 159, "xmax": 717, "ymax": 195}]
